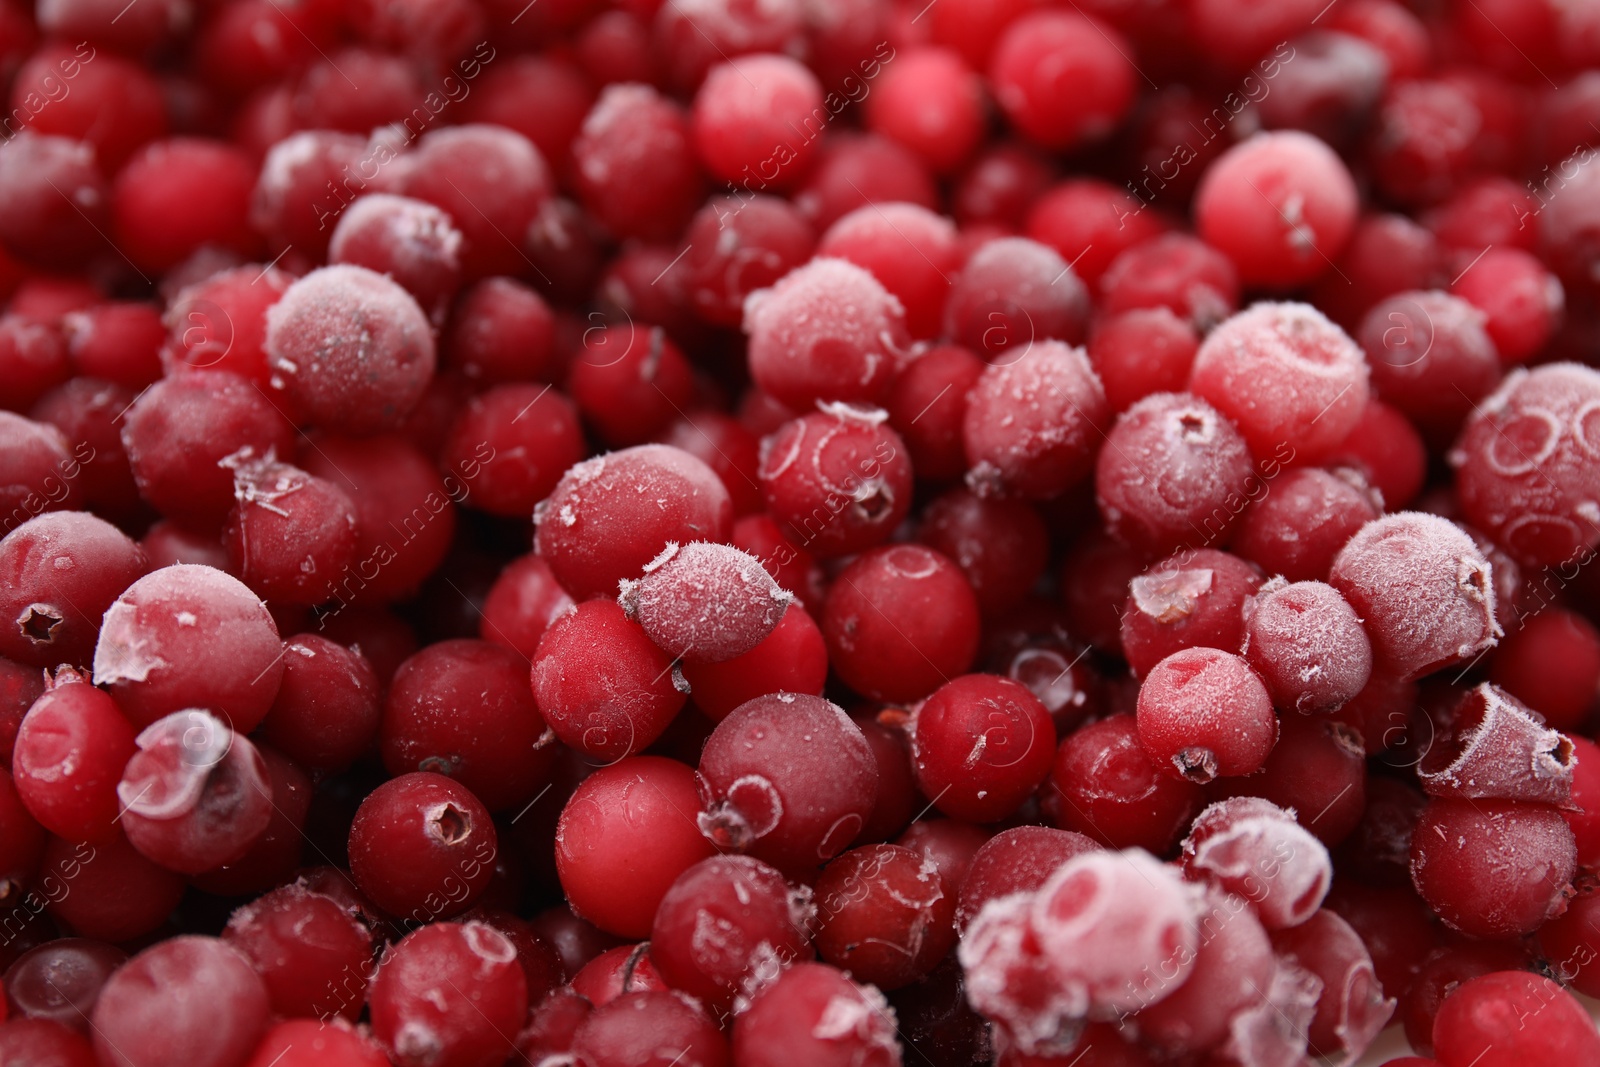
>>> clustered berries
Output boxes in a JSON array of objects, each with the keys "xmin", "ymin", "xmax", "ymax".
[{"xmin": 2, "ymin": 2, "xmax": 1600, "ymax": 1067}]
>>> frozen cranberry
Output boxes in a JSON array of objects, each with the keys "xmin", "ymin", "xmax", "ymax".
[
  {"xmin": 649, "ymin": 853, "xmax": 814, "ymax": 1015},
  {"xmin": 732, "ymin": 962, "xmax": 900, "ymax": 1067},
  {"xmin": 1230, "ymin": 467, "xmax": 1380, "ymax": 583},
  {"xmin": 955, "ymin": 826, "xmax": 1098, "ymax": 932},
  {"xmin": 732, "ymin": 512, "xmax": 825, "ymax": 612},
  {"xmin": 572, "ymin": 84, "xmax": 703, "ymax": 243},
  {"xmin": 989, "ymin": 11, "xmax": 1135, "ymax": 151},
  {"xmin": 816, "ymin": 204, "xmax": 959, "ymax": 341},
  {"xmin": 792, "ymin": 132, "xmax": 938, "ymax": 232},
  {"xmin": 299, "ymin": 434, "xmax": 458, "ymax": 605},
  {"xmin": 1356, "ymin": 290, "xmax": 1500, "ymax": 442},
  {"xmin": 12, "ymin": 45, "xmax": 165, "ymax": 172},
  {"xmin": 1120, "ymin": 548, "xmax": 1263, "ymax": 678},
  {"xmin": 883, "ymin": 345, "xmax": 983, "ymax": 483},
  {"xmin": 1181, "ymin": 796, "xmax": 1331, "ymax": 930},
  {"xmin": 532, "ymin": 599, "xmax": 686, "ymax": 763},
  {"xmin": 348, "ymin": 771, "xmax": 497, "ymax": 922},
  {"xmin": 1095, "ymin": 392, "xmax": 1255, "ymax": 556},
  {"xmin": 1314, "ymin": 212, "xmax": 1449, "ymax": 332},
  {"xmin": 679, "ymin": 603, "xmax": 829, "ymax": 721},
  {"xmin": 39, "ymin": 831, "xmax": 183, "ymax": 943},
  {"xmin": 289, "ymin": 45, "xmax": 428, "ymax": 132},
  {"xmin": 822, "ymin": 545, "xmax": 981, "ymax": 704},
  {"xmin": 911, "ymin": 674, "xmax": 1055, "ymax": 824},
  {"xmin": 1489, "ymin": 608, "xmax": 1600, "ymax": 731},
  {"xmin": 812, "ymin": 844, "xmax": 954, "ymax": 991},
  {"xmin": 370, "ymin": 921, "xmax": 527, "ymax": 1067},
  {"xmin": 91, "ymin": 936, "xmax": 269, "ymax": 1067},
  {"xmin": 918, "ymin": 488, "xmax": 1048, "ymax": 616},
  {"xmin": 536, "ymin": 445, "xmax": 733, "ymax": 602},
  {"xmin": 326, "ymin": 194, "xmax": 463, "ymax": 324},
  {"xmin": 660, "ymin": 412, "xmax": 764, "ymax": 518},
  {"xmin": 1327, "ymin": 398, "xmax": 1428, "ymax": 511},
  {"xmin": 222, "ymin": 456, "xmax": 359, "ymax": 606},
  {"xmin": 441, "ymin": 384, "xmax": 584, "ymax": 519},
  {"xmin": 1432, "ymin": 971, "xmax": 1600, "ymax": 1067},
  {"xmin": 1417, "ymin": 683, "xmax": 1574, "ymax": 808},
  {"xmin": 12, "ymin": 668, "xmax": 135, "ymax": 844},
  {"xmin": 678, "ymin": 196, "xmax": 814, "ymax": 330},
  {"xmin": 476, "ymin": 553, "xmax": 574, "ymax": 663},
  {"xmin": 1137, "ymin": 647, "xmax": 1277, "ymax": 783},
  {"xmin": 964, "ymin": 341, "xmax": 1108, "ymax": 500},
  {"xmin": 223, "ymin": 881, "xmax": 376, "ymax": 1021},
  {"xmin": 442, "ymin": 277, "xmax": 559, "ymax": 385},
  {"xmin": 945, "ymin": 237, "xmax": 1090, "ymax": 360},
  {"xmin": 112, "ymin": 139, "xmax": 259, "ymax": 273},
  {"xmin": 571, "ymin": 990, "xmax": 729, "ymax": 1067},
  {"xmin": 265, "ymin": 264, "xmax": 436, "ymax": 434},
  {"xmin": 765, "ymin": 406, "xmax": 913, "ymax": 560},
  {"xmin": 120, "ymin": 371, "xmax": 295, "ymax": 527},
  {"xmin": 1025, "ymin": 179, "xmax": 1166, "ymax": 292},
  {"xmin": 245, "ymin": 1019, "xmax": 389, "ymax": 1067},
  {"xmin": 697, "ymin": 692, "xmax": 877, "ymax": 870},
  {"xmin": 566, "ymin": 322, "xmax": 696, "ymax": 449},
  {"xmin": 29, "ymin": 380, "xmax": 141, "ymax": 522},
  {"xmin": 1086, "ymin": 309, "xmax": 1200, "ymax": 416},
  {"xmin": 162, "ymin": 265, "xmax": 293, "ymax": 387},
  {"xmin": 2, "ymin": 937, "xmax": 125, "ymax": 1033},
  {"xmin": 1220, "ymin": 715, "xmax": 1367, "ymax": 847},
  {"xmin": 1451, "ymin": 247, "xmax": 1563, "ymax": 366},
  {"xmin": 1410, "ymin": 798, "xmax": 1576, "ymax": 938},
  {"xmin": 1258, "ymin": 29, "xmax": 1388, "ymax": 147},
  {"xmin": 1329, "ymin": 512, "xmax": 1499, "ymax": 680},
  {"xmin": 864, "ymin": 47, "xmax": 985, "ymax": 175},
  {"xmin": 249, "ymin": 130, "xmax": 372, "ymax": 259},
  {"xmin": 571, "ymin": 942, "xmax": 668, "ymax": 1007},
  {"xmin": 1047, "ymin": 714, "xmax": 1200, "ymax": 854},
  {"xmin": 1242, "ymin": 579, "xmax": 1373, "ymax": 713},
  {"xmin": 1324, "ymin": 0, "xmax": 1430, "ymax": 78},
  {"xmin": 0, "ymin": 512, "xmax": 147, "ymax": 669},
  {"xmin": 0, "ymin": 134, "xmax": 107, "ymax": 272},
  {"xmin": 1190, "ymin": 301, "xmax": 1368, "ymax": 464},
  {"xmin": 618, "ymin": 541, "xmax": 792, "ymax": 664},
  {"xmin": 93, "ymin": 564, "xmax": 282, "ymax": 732},
  {"xmin": 555, "ymin": 756, "xmax": 716, "ymax": 939},
  {"xmin": 0, "ymin": 1018, "xmax": 97, "ymax": 1065},
  {"xmin": 692, "ymin": 53, "xmax": 822, "ymax": 189}
]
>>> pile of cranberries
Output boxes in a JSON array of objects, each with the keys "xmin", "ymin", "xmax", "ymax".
[{"xmin": 6, "ymin": 1, "xmax": 1600, "ymax": 1066}]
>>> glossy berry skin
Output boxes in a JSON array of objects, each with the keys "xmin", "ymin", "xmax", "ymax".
[
  {"xmin": 369, "ymin": 922, "xmax": 528, "ymax": 1067},
  {"xmin": 535, "ymin": 445, "xmax": 733, "ymax": 602},
  {"xmin": 649, "ymin": 854, "xmax": 814, "ymax": 1016},
  {"xmin": 571, "ymin": 990, "xmax": 731, "ymax": 1067},
  {"xmin": 1449, "ymin": 247, "xmax": 1563, "ymax": 365},
  {"xmin": 1452, "ymin": 363, "xmax": 1600, "ymax": 569},
  {"xmin": 244, "ymin": 1019, "xmax": 391, "ymax": 1067},
  {"xmin": 257, "ymin": 635, "xmax": 381, "ymax": 772},
  {"xmin": 692, "ymin": 53, "xmax": 823, "ymax": 188},
  {"xmin": 0, "ymin": 511, "xmax": 147, "ymax": 669},
  {"xmin": 348, "ymin": 772, "xmax": 498, "ymax": 923},
  {"xmin": 2, "ymin": 937, "xmax": 126, "ymax": 1034},
  {"xmin": 383, "ymin": 639, "xmax": 554, "ymax": 813},
  {"xmin": 1196, "ymin": 131, "xmax": 1358, "ymax": 288},
  {"xmin": 439, "ymin": 383, "xmax": 585, "ymax": 519},
  {"xmin": 265, "ymin": 264, "xmax": 437, "ymax": 434},
  {"xmin": 814, "ymin": 844, "xmax": 956, "ymax": 991},
  {"xmin": 1489, "ymin": 608, "xmax": 1600, "ymax": 731},
  {"xmin": 37, "ymin": 831, "xmax": 185, "ymax": 945},
  {"xmin": 117, "ymin": 710, "xmax": 273, "ymax": 875},
  {"xmin": 13, "ymin": 669, "xmax": 135, "ymax": 843},
  {"xmin": 963, "ymin": 341, "xmax": 1107, "ymax": 500},
  {"xmin": 988, "ymin": 12, "xmax": 1136, "ymax": 151},
  {"xmin": 1432, "ymin": 971, "xmax": 1600, "ymax": 1067},
  {"xmin": 93, "ymin": 563, "xmax": 284, "ymax": 733},
  {"xmin": 532, "ymin": 599, "xmax": 686, "ymax": 764},
  {"xmin": 568, "ymin": 322, "xmax": 697, "ymax": 449},
  {"xmin": 1189, "ymin": 301, "xmax": 1368, "ymax": 463},
  {"xmin": 222, "ymin": 457, "xmax": 359, "ymax": 606},
  {"xmin": 1120, "ymin": 548, "xmax": 1264, "ymax": 678},
  {"xmin": 1410, "ymin": 798, "xmax": 1577, "ymax": 939},
  {"xmin": 917, "ymin": 488, "xmax": 1048, "ymax": 617},
  {"xmin": 556, "ymin": 757, "xmax": 716, "ymax": 939},
  {"xmin": 759, "ymin": 407, "xmax": 912, "ymax": 559},
  {"xmin": 442, "ymin": 277, "xmax": 559, "ymax": 385},
  {"xmin": 1089, "ymin": 309, "xmax": 1201, "ymax": 415},
  {"xmin": 1357, "ymin": 290, "xmax": 1501, "ymax": 439},
  {"xmin": 697, "ymin": 693, "xmax": 878, "ymax": 872},
  {"xmin": 1136, "ymin": 647, "xmax": 1277, "ymax": 784},
  {"xmin": 679, "ymin": 196, "xmax": 816, "ymax": 329},
  {"xmin": 1230, "ymin": 467, "xmax": 1380, "ymax": 582},
  {"xmin": 679, "ymin": 603, "xmax": 829, "ymax": 721},
  {"xmin": 911, "ymin": 675, "xmax": 1055, "ymax": 824},
  {"xmin": 885, "ymin": 345, "xmax": 985, "ymax": 482},
  {"xmin": 1047, "ymin": 714, "xmax": 1202, "ymax": 854},
  {"xmin": 477, "ymin": 553, "xmax": 575, "ymax": 662},
  {"xmin": 162, "ymin": 266, "xmax": 293, "ymax": 387},
  {"xmin": 90, "ymin": 936, "xmax": 270, "ymax": 1067},
  {"xmin": 1328, "ymin": 512, "xmax": 1500, "ymax": 681},
  {"xmin": 732, "ymin": 963, "xmax": 901, "ymax": 1067},
  {"xmin": 0, "ymin": 1019, "xmax": 99, "ymax": 1067}
]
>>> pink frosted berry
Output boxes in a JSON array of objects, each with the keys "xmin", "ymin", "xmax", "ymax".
[
  {"xmin": 1451, "ymin": 362, "xmax": 1600, "ymax": 569},
  {"xmin": 943, "ymin": 236, "xmax": 1091, "ymax": 360},
  {"xmin": 619, "ymin": 541, "xmax": 793, "ymax": 664},
  {"xmin": 1189, "ymin": 301, "xmax": 1369, "ymax": 463},
  {"xmin": 1417, "ymin": 682, "xmax": 1575, "ymax": 807},
  {"xmin": 1136, "ymin": 647, "xmax": 1278, "ymax": 783},
  {"xmin": 1180, "ymin": 796, "xmax": 1332, "ymax": 930},
  {"xmin": 963, "ymin": 340, "xmax": 1108, "ymax": 500},
  {"xmin": 265, "ymin": 264, "xmax": 436, "ymax": 433},
  {"xmin": 1095, "ymin": 392, "xmax": 1256, "ymax": 555},
  {"xmin": 1242, "ymin": 579, "xmax": 1373, "ymax": 713},
  {"xmin": 1328, "ymin": 512, "xmax": 1500, "ymax": 680},
  {"xmin": 327, "ymin": 193, "xmax": 464, "ymax": 323},
  {"xmin": 1270, "ymin": 909, "xmax": 1396, "ymax": 1060},
  {"xmin": 743, "ymin": 257, "xmax": 910, "ymax": 411}
]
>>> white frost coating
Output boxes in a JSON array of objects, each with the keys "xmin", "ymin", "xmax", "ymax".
[
  {"xmin": 118, "ymin": 709, "xmax": 234, "ymax": 819},
  {"xmin": 1181, "ymin": 797, "xmax": 1332, "ymax": 930},
  {"xmin": 960, "ymin": 892, "xmax": 1085, "ymax": 1055},
  {"xmin": 1417, "ymin": 682, "xmax": 1576, "ymax": 807},
  {"xmin": 1131, "ymin": 567, "xmax": 1214, "ymax": 624},
  {"xmin": 623, "ymin": 541, "xmax": 792, "ymax": 662},
  {"xmin": 461, "ymin": 920, "xmax": 519, "ymax": 966},
  {"xmin": 743, "ymin": 257, "xmax": 907, "ymax": 395},
  {"xmin": 329, "ymin": 193, "xmax": 464, "ymax": 274},
  {"xmin": 1218, "ymin": 958, "xmax": 1321, "ymax": 1067},
  {"xmin": 93, "ymin": 597, "xmax": 167, "ymax": 685}
]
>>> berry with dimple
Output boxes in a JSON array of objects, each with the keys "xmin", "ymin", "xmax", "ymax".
[
  {"xmin": 90, "ymin": 936, "xmax": 269, "ymax": 1067},
  {"xmin": 1095, "ymin": 392, "xmax": 1256, "ymax": 556},
  {"xmin": 1047, "ymin": 714, "xmax": 1203, "ymax": 854},
  {"xmin": 696, "ymin": 692, "xmax": 877, "ymax": 871},
  {"xmin": 1242, "ymin": 578, "xmax": 1373, "ymax": 713},
  {"xmin": 1416, "ymin": 682, "xmax": 1575, "ymax": 808},
  {"xmin": 13, "ymin": 667, "xmax": 136, "ymax": 844},
  {"xmin": 347, "ymin": 771, "xmax": 498, "ymax": 922},
  {"xmin": 0, "ymin": 511, "xmax": 147, "ymax": 669},
  {"xmin": 910, "ymin": 674, "xmax": 1056, "ymax": 824},
  {"xmin": 1120, "ymin": 548, "xmax": 1264, "ymax": 679},
  {"xmin": 223, "ymin": 882, "xmax": 378, "ymax": 1021},
  {"xmin": 1136, "ymin": 647, "xmax": 1278, "ymax": 784},
  {"xmin": 619, "ymin": 541, "xmax": 793, "ymax": 664},
  {"xmin": 1328, "ymin": 512, "xmax": 1500, "ymax": 680}
]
